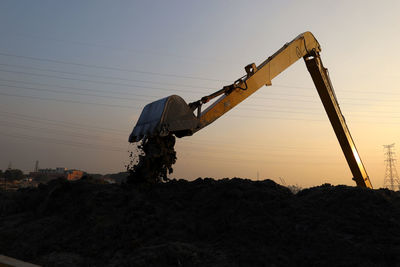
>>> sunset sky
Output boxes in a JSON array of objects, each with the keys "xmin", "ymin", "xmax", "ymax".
[{"xmin": 1, "ymin": 0, "xmax": 400, "ymax": 187}]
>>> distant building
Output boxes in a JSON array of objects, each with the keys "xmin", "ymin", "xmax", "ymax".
[
  {"xmin": 66, "ymin": 170, "xmax": 84, "ymax": 181},
  {"xmin": 29, "ymin": 167, "xmax": 84, "ymax": 182},
  {"xmin": 38, "ymin": 167, "xmax": 67, "ymax": 174}
]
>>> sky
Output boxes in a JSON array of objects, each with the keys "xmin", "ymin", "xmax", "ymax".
[{"xmin": 0, "ymin": 0, "xmax": 400, "ymax": 187}]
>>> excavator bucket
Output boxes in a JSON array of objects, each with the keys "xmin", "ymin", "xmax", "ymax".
[{"xmin": 129, "ymin": 95, "xmax": 199, "ymax": 142}]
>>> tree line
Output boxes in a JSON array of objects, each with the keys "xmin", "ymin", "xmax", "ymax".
[{"xmin": 0, "ymin": 169, "xmax": 25, "ymax": 181}]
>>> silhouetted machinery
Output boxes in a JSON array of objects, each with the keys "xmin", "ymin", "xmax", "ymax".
[{"xmin": 129, "ymin": 32, "xmax": 373, "ymax": 188}]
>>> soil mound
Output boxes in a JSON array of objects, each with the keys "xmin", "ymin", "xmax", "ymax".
[{"xmin": 1, "ymin": 178, "xmax": 400, "ymax": 266}]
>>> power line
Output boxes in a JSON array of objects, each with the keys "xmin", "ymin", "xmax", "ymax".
[
  {"xmin": 258, "ymin": 91, "xmax": 400, "ymax": 102},
  {"xmin": 270, "ymin": 83, "xmax": 400, "ymax": 97},
  {"xmin": 3, "ymin": 31, "xmax": 231, "ymax": 65},
  {"xmin": 3, "ymin": 77, "xmax": 400, "ymax": 115},
  {"xmin": 0, "ymin": 91, "xmax": 139, "ymax": 109},
  {"xmin": 0, "ymin": 106, "xmax": 394, "ymax": 160},
  {"xmin": 0, "ymin": 68, "xmax": 203, "ymax": 94},
  {"xmin": 177, "ymin": 153, "xmax": 345, "ymax": 165},
  {"xmin": 0, "ymin": 131, "xmax": 127, "ymax": 152},
  {"xmin": 0, "ymin": 120, "xmax": 126, "ymax": 142},
  {"xmin": 0, "ymin": 107, "xmax": 380, "ymax": 155},
  {"xmin": 0, "ymin": 113, "xmax": 331, "ymax": 155},
  {"xmin": 0, "ymin": 81, "xmax": 312, "ymax": 106},
  {"xmin": 0, "ymin": 84, "xmax": 153, "ymax": 102},
  {"xmin": 0, "ymin": 120, "xmax": 338, "ymax": 156},
  {"xmin": 0, "ymin": 129, "xmax": 348, "ymax": 166},
  {"xmin": 225, "ymin": 113, "xmax": 400, "ymax": 125},
  {"xmin": 0, "ymin": 83, "xmax": 321, "ymax": 110},
  {"xmin": 3, "ymin": 78, "xmax": 400, "ymax": 110},
  {"xmin": 0, "ymin": 110, "xmax": 127, "ymax": 135},
  {"xmin": 0, "ymin": 78, "xmax": 168, "ymax": 98},
  {"xmin": 2, "ymin": 49, "xmax": 400, "ymax": 101},
  {"xmin": 1, "ymin": 62, "xmax": 400, "ymax": 107},
  {"xmin": 0, "ymin": 78, "xmax": 323, "ymax": 110},
  {"xmin": 0, "ymin": 117, "xmax": 355, "ymax": 163},
  {"xmin": 3, "ymin": 61, "xmax": 400, "ymax": 98},
  {"xmin": 0, "ymin": 85, "xmax": 399, "ymax": 131},
  {"xmin": 0, "ymin": 79, "xmax": 333, "ymax": 113},
  {"xmin": 0, "ymin": 67, "xmax": 298, "ymax": 102},
  {"xmin": 178, "ymin": 146, "xmax": 343, "ymax": 160},
  {"xmin": 238, "ymin": 107, "xmax": 400, "ymax": 119},
  {"xmin": 2, "ymin": 66, "xmax": 399, "ymax": 104},
  {"xmin": 2, "ymin": 106, "xmax": 396, "ymax": 157},
  {"xmin": 2, "ymin": 90, "xmax": 400, "ymax": 127},
  {"xmin": 0, "ymin": 51, "xmax": 227, "ymax": 82},
  {"xmin": 178, "ymin": 142, "xmax": 328, "ymax": 155},
  {"xmin": 1, "ymin": 61, "xmax": 394, "ymax": 99},
  {"xmin": 0, "ymin": 63, "xmax": 214, "ymax": 90},
  {"xmin": 2, "ymin": 67, "xmax": 399, "ymax": 107},
  {"xmin": 2, "ymin": 50, "xmax": 400, "ymax": 98},
  {"xmin": 0, "ymin": 115, "xmax": 338, "ymax": 158},
  {"xmin": 179, "ymin": 137, "xmax": 326, "ymax": 151}
]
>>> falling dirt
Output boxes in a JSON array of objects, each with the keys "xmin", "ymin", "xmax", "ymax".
[{"xmin": 127, "ymin": 134, "xmax": 177, "ymax": 184}]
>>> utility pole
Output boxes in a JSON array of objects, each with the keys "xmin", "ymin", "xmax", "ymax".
[
  {"xmin": 34, "ymin": 160, "xmax": 39, "ymax": 172},
  {"xmin": 383, "ymin": 143, "xmax": 400, "ymax": 191}
]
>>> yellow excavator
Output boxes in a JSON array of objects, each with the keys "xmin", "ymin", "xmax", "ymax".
[{"xmin": 129, "ymin": 31, "xmax": 373, "ymax": 189}]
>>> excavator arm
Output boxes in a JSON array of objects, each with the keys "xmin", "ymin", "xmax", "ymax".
[
  {"xmin": 304, "ymin": 53, "xmax": 372, "ymax": 188},
  {"xmin": 129, "ymin": 31, "xmax": 373, "ymax": 188},
  {"xmin": 193, "ymin": 32, "xmax": 320, "ymax": 129}
]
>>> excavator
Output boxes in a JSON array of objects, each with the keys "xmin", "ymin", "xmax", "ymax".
[{"xmin": 129, "ymin": 31, "xmax": 373, "ymax": 189}]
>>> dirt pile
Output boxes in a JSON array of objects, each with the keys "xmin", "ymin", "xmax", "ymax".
[
  {"xmin": 1, "ymin": 178, "xmax": 400, "ymax": 266},
  {"xmin": 127, "ymin": 134, "xmax": 177, "ymax": 184}
]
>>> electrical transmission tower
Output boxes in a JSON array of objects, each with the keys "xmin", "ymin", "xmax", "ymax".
[{"xmin": 383, "ymin": 143, "xmax": 400, "ymax": 190}]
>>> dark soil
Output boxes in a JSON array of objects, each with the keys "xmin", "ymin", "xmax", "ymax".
[
  {"xmin": 1, "ymin": 178, "xmax": 400, "ymax": 266},
  {"xmin": 127, "ymin": 134, "xmax": 177, "ymax": 184}
]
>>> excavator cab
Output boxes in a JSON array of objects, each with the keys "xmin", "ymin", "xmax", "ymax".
[{"xmin": 129, "ymin": 95, "xmax": 198, "ymax": 142}]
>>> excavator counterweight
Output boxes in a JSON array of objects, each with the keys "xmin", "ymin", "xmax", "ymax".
[{"xmin": 129, "ymin": 31, "xmax": 373, "ymax": 188}]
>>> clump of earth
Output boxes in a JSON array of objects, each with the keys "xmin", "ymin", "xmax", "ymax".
[{"xmin": 127, "ymin": 134, "xmax": 177, "ymax": 184}]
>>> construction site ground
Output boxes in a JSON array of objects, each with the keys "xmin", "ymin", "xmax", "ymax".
[{"xmin": 1, "ymin": 177, "xmax": 400, "ymax": 266}]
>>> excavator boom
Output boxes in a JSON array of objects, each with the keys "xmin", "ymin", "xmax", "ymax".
[
  {"xmin": 129, "ymin": 31, "xmax": 373, "ymax": 188},
  {"xmin": 197, "ymin": 32, "xmax": 320, "ymax": 129}
]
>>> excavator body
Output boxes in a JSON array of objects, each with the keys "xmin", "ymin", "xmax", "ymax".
[{"xmin": 129, "ymin": 31, "xmax": 373, "ymax": 188}]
